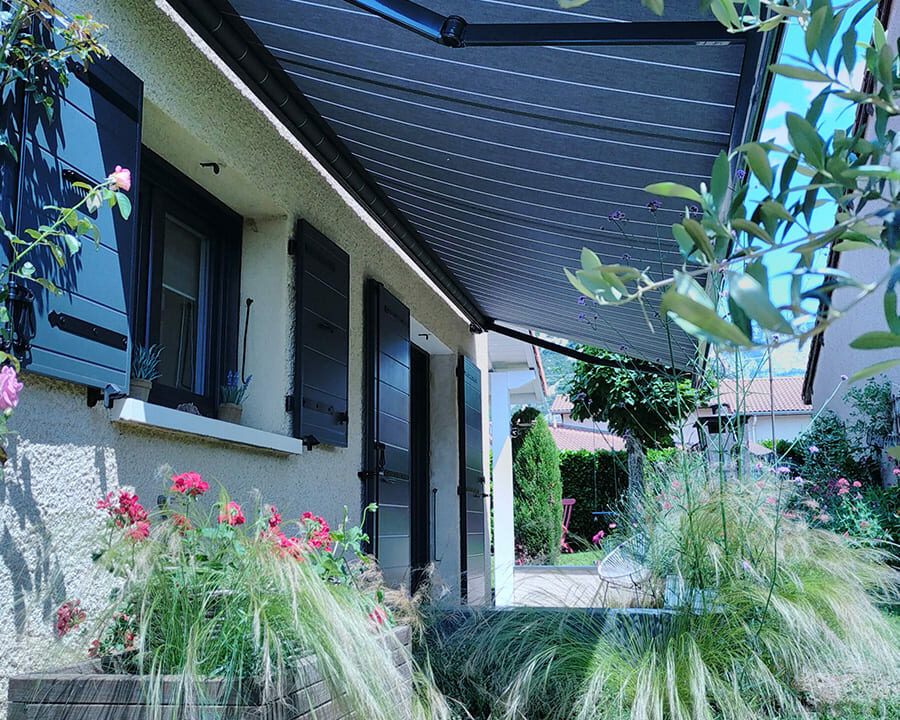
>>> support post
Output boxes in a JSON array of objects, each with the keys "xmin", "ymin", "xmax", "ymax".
[{"xmin": 490, "ymin": 371, "xmax": 515, "ymax": 606}]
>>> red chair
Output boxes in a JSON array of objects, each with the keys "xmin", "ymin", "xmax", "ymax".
[{"xmin": 560, "ymin": 498, "xmax": 576, "ymax": 553}]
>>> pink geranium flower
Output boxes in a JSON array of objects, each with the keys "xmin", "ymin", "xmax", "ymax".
[
  {"xmin": 218, "ymin": 501, "xmax": 245, "ymax": 526},
  {"xmin": 852, "ymin": 481, "xmax": 862, "ymax": 488},
  {"xmin": 268, "ymin": 505, "xmax": 282, "ymax": 529},
  {"xmin": 107, "ymin": 165, "xmax": 131, "ymax": 192},
  {"xmin": 125, "ymin": 521, "xmax": 150, "ymax": 542},
  {"xmin": 170, "ymin": 471, "xmax": 209, "ymax": 497},
  {"xmin": 0, "ymin": 365, "xmax": 23, "ymax": 414},
  {"xmin": 55, "ymin": 600, "xmax": 86, "ymax": 638}
]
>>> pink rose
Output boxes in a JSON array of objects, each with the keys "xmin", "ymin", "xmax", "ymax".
[
  {"xmin": 107, "ymin": 165, "xmax": 131, "ymax": 192},
  {"xmin": 0, "ymin": 365, "xmax": 23, "ymax": 414}
]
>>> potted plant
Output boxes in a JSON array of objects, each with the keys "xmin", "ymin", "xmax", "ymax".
[
  {"xmin": 11, "ymin": 473, "xmax": 424, "ymax": 719},
  {"xmin": 218, "ymin": 370, "xmax": 250, "ymax": 423},
  {"xmin": 129, "ymin": 344, "xmax": 162, "ymax": 402}
]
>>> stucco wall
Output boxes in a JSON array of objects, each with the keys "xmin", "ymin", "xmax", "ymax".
[{"xmin": 0, "ymin": 0, "xmax": 480, "ymax": 714}]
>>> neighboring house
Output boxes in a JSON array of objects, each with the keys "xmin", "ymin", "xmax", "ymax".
[
  {"xmin": 548, "ymin": 394, "xmax": 625, "ymax": 452},
  {"xmin": 0, "ymin": 0, "xmax": 772, "ymax": 706},
  {"xmin": 695, "ymin": 377, "xmax": 813, "ymax": 445},
  {"xmin": 803, "ymin": 1, "xmax": 899, "ymax": 416}
]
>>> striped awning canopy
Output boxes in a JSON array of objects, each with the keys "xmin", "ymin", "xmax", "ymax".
[{"xmin": 198, "ymin": 0, "xmax": 772, "ymax": 368}]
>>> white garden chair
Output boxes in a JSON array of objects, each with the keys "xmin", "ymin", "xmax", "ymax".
[{"xmin": 597, "ymin": 534, "xmax": 652, "ymax": 605}]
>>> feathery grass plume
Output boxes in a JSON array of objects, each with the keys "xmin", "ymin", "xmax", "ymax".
[{"xmin": 426, "ymin": 451, "xmax": 900, "ymax": 720}]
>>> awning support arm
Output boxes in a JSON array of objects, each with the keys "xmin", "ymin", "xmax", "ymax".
[
  {"xmin": 485, "ymin": 321, "xmax": 689, "ymax": 377},
  {"xmin": 343, "ymin": 0, "xmax": 743, "ymax": 47}
]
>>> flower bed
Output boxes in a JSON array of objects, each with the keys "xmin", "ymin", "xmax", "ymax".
[{"xmin": 17, "ymin": 471, "xmax": 421, "ymax": 720}]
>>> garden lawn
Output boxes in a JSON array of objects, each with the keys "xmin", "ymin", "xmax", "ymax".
[{"xmin": 554, "ymin": 550, "xmax": 601, "ymax": 567}]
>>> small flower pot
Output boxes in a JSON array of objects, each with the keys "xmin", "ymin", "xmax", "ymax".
[
  {"xmin": 217, "ymin": 402, "xmax": 242, "ymax": 424},
  {"xmin": 129, "ymin": 378, "xmax": 152, "ymax": 402}
]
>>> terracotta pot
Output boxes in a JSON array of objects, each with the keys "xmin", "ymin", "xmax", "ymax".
[
  {"xmin": 129, "ymin": 378, "xmax": 152, "ymax": 402},
  {"xmin": 217, "ymin": 402, "xmax": 242, "ymax": 424}
]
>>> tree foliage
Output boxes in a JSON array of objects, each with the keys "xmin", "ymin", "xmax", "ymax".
[
  {"xmin": 566, "ymin": 347, "xmax": 711, "ymax": 448},
  {"xmin": 511, "ymin": 408, "xmax": 563, "ymax": 563}
]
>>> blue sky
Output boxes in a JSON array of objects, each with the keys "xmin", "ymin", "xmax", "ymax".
[{"xmin": 733, "ymin": 7, "xmax": 874, "ymax": 375}]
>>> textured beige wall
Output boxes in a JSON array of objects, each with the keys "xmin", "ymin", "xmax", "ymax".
[{"xmin": 0, "ymin": 0, "xmax": 477, "ymax": 713}]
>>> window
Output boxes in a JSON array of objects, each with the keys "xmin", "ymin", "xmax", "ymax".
[{"xmin": 133, "ymin": 149, "xmax": 241, "ymax": 416}]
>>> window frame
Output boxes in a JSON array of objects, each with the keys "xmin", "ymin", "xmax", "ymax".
[{"xmin": 132, "ymin": 148, "xmax": 242, "ymax": 417}]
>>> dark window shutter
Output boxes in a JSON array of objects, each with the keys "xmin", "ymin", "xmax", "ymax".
[
  {"xmin": 293, "ymin": 220, "xmax": 349, "ymax": 447},
  {"xmin": 9, "ymin": 57, "xmax": 142, "ymax": 392},
  {"xmin": 458, "ymin": 355, "xmax": 487, "ymax": 604}
]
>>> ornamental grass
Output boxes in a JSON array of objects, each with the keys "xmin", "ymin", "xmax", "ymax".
[{"xmin": 426, "ymin": 451, "xmax": 900, "ymax": 720}]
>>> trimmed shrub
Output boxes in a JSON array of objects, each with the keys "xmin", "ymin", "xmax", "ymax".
[
  {"xmin": 512, "ymin": 409, "xmax": 562, "ymax": 563},
  {"xmin": 558, "ymin": 449, "xmax": 627, "ymax": 547}
]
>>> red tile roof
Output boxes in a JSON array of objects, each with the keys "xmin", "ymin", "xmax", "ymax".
[
  {"xmin": 549, "ymin": 426, "xmax": 626, "ymax": 452},
  {"xmin": 710, "ymin": 376, "xmax": 810, "ymax": 415},
  {"xmin": 551, "ymin": 394, "xmax": 574, "ymax": 414}
]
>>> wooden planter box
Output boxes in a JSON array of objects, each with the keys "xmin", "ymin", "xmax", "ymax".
[{"xmin": 9, "ymin": 626, "xmax": 411, "ymax": 720}]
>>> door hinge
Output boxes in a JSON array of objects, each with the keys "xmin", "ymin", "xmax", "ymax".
[
  {"xmin": 287, "ymin": 235, "xmax": 296, "ymax": 256},
  {"xmin": 285, "ymin": 395, "xmax": 294, "ymax": 413}
]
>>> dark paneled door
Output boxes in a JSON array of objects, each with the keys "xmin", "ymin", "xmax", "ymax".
[
  {"xmin": 458, "ymin": 356, "xmax": 487, "ymax": 604},
  {"xmin": 363, "ymin": 280, "xmax": 411, "ymax": 588}
]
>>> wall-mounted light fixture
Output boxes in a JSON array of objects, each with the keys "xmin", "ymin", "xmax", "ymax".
[{"xmin": 7, "ymin": 282, "xmax": 35, "ymax": 356}]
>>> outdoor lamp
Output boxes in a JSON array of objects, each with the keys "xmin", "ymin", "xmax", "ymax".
[{"xmin": 7, "ymin": 282, "xmax": 35, "ymax": 356}]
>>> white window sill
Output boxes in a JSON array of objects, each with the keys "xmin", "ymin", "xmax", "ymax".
[{"xmin": 109, "ymin": 398, "xmax": 303, "ymax": 455}]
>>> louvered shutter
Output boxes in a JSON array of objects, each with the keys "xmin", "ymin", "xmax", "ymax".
[
  {"xmin": 362, "ymin": 279, "xmax": 412, "ymax": 588},
  {"xmin": 5, "ymin": 56, "xmax": 142, "ymax": 392},
  {"xmin": 293, "ymin": 220, "xmax": 349, "ymax": 447},
  {"xmin": 458, "ymin": 355, "xmax": 488, "ymax": 604}
]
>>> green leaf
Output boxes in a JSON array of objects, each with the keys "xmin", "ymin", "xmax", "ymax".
[
  {"xmin": 580, "ymin": 247, "xmax": 602, "ymax": 270},
  {"xmin": 849, "ymin": 331, "xmax": 900, "ymax": 349},
  {"xmin": 671, "ymin": 224, "xmax": 701, "ymax": 261},
  {"xmin": 806, "ymin": 7, "xmax": 827, "ymax": 57},
  {"xmin": 63, "ymin": 234, "xmax": 81, "ymax": 255},
  {"xmin": 727, "ymin": 272, "xmax": 792, "ymax": 333},
  {"xmin": 786, "ymin": 112, "xmax": 825, "ymax": 169},
  {"xmin": 565, "ymin": 267, "xmax": 594, "ymax": 299},
  {"xmin": 660, "ymin": 287, "xmax": 753, "ymax": 347},
  {"xmin": 832, "ymin": 239, "xmax": 874, "ymax": 252},
  {"xmin": 744, "ymin": 143, "xmax": 773, "ymax": 192},
  {"xmin": 848, "ymin": 358, "xmax": 900, "ymax": 384},
  {"xmin": 732, "ymin": 218, "xmax": 773, "ymax": 245},
  {"xmin": 114, "ymin": 191, "xmax": 131, "ymax": 220},
  {"xmin": 841, "ymin": 27, "xmax": 857, "ymax": 72},
  {"xmin": 639, "ymin": 0, "xmax": 664, "ymax": 13},
  {"xmin": 710, "ymin": 151, "xmax": 729, "ymax": 209},
  {"xmin": 644, "ymin": 182, "xmax": 702, "ymax": 203},
  {"xmin": 709, "ymin": 0, "xmax": 740, "ymax": 28},
  {"xmin": 873, "ymin": 17, "xmax": 887, "ymax": 51},
  {"xmin": 32, "ymin": 277, "xmax": 61, "ymax": 295},
  {"xmin": 558, "ymin": 0, "xmax": 591, "ymax": 6},
  {"xmin": 48, "ymin": 242, "xmax": 65, "ymax": 268},
  {"xmin": 682, "ymin": 218, "xmax": 715, "ymax": 262},
  {"xmin": 768, "ymin": 64, "xmax": 833, "ymax": 83}
]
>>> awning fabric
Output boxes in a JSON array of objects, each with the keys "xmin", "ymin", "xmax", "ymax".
[{"xmin": 206, "ymin": 0, "xmax": 771, "ymax": 368}]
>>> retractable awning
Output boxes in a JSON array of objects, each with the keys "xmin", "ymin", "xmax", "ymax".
[{"xmin": 174, "ymin": 0, "xmax": 774, "ymax": 369}]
